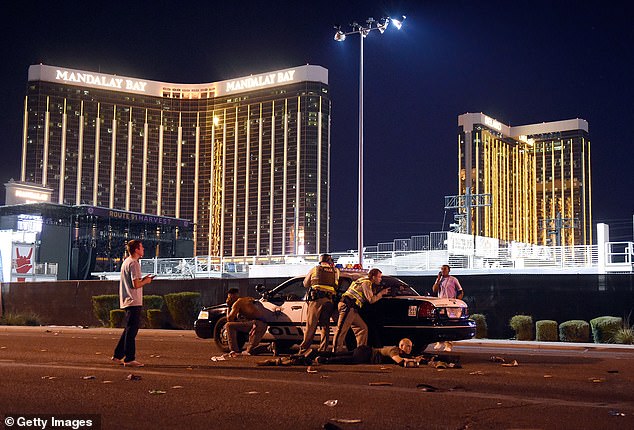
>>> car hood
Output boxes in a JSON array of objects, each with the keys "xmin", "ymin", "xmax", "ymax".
[{"xmin": 387, "ymin": 296, "xmax": 468, "ymax": 308}]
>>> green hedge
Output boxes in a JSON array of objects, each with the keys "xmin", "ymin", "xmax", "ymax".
[
  {"xmin": 164, "ymin": 292, "xmax": 202, "ymax": 329},
  {"xmin": 536, "ymin": 320, "xmax": 558, "ymax": 341},
  {"xmin": 559, "ymin": 320, "xmax": 590, "ymax": 342},
  {"xmin": 144, "ymin": 295, "xmax": 164, "ymax": 311},
  {"xmin": 92, "ymin": 295, "xmax": 120, "ymax": 327},
  {"xmin": 146, "ymin": 309, "xmax": 164, "ymax": 329},
  {"xmin": 509, "ymin": 315, "xmax": 533, "ymax": 340},
  {"xmin": 590, "ymin": 316, "xmax": 622, "ymax": 343},
  {"xmin": 109, "ymin": 309, "xmax": 126, "ymax": 328},
  {"xmin": 471, "ymin": 314, "xmax": 487, "ymax": 338}
]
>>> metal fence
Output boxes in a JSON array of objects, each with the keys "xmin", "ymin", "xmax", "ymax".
[{"xmin": 133, "ymin": 241, "xmax": 632, "ymax": 279}]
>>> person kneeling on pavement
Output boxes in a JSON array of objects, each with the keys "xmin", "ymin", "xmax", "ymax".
[
  {"xmin": 225, "ymin": 288, "xmax": 271, "ymax": 356},
  {"xmin": 313, "ymin": 338, "xmax": 420, "ymax": 366}
]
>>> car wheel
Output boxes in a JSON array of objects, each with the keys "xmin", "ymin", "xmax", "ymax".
[{"xmin": 213, "ymin": 316, "xmax": 246, "ymax": 352}]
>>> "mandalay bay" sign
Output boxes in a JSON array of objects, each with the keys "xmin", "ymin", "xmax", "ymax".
[{"xmin": 55, "ymin": 69, "xmax": 148, "ymax": 92}]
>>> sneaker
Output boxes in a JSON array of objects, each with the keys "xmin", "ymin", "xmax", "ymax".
[
  {"xmin": 433, "ymin": 342, "xmax": 442, "ymax": 351},
  {"xmin": 444, "ymin": 342, "xmax": 453, "ymax": 352},
  {"xmin": 241, "ymin": 350, "xmax": 251, "ymax": 356},
  {"xmin": 111, "ymin": 356, "xmax": 124, "ymax": 365},
  {"xmin": 123, "ymin": 360, "xmax": 144, "ymax": 367}
]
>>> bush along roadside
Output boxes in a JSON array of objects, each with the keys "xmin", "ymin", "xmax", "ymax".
[
  {"xmin": 164, "ymin": 292, "xmax": 202, "ymax": 329},
  {"xmin": 471, "ymin": 313, "xmax": 487, "ymax": 338},
  {"xmin": 535, "ymin": 320, "xmax": 558, "ymax": 341},
  {"xmin": 590, "ymin": 316, "xmax": 622, "ymax": 343},
  {"xmin": 509, "ymin": 315, "xmax": 533, "ymax": 341},
  {"xmin": 559, "ymin": 320, "xmax": 590, "ymax": 342},
  {"xmin": 92, "ymin": 295, "xmax": 119, "ymax": 327}
]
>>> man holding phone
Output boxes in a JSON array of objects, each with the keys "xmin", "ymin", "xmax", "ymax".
[
  {"xmin": 432, "ymin": 264, "xmax": 463, "ymax": 299},
  {"xmin": 112, "ymin": 240, "xmax": 154, "ymax": 367},
  {"xmin": 432, "ymin": 264, "xmax": 463, "ymax": 352}
]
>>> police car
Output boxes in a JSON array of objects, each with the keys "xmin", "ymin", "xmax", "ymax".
[{"xmin": 194, "ymin": 270, "xmax": 476, "ymax": 354}]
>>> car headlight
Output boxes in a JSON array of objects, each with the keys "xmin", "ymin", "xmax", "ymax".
[{"xmin": 198, "ymin": 311, "xmax": 209, "ymax": 320}]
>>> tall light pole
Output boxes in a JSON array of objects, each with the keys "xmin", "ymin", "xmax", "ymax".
[{"xmin": 334, "ymin": 15, "xmax": 405, "ymax": 267}]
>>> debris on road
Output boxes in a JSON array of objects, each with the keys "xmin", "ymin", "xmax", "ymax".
[
  {"xmin": 81, "ymin": 375, "xmax": 96, "ymax": 380},
  {"xmin": 307, "ymin": 366, "xmax": 318, "ymax": 373},
  {"xmin": 126, "ymin": 374, "xmax": 142, "ymax": 381},
  {"xmin": 490, "ymin": 356, "xmax": 505, "ymax": 363},
  {"xmin": 368, "ymin": 382, "xmax": 392, "ymax": 386},
  {"xmin": 324, "ymin": 400, "xmax": 338, "ymax": 407},
  {"xmin": 149, "ymin": 390, "xmax": 167, "ymax": 395},
  {"xmin": 416, "ymin": 383, "xmax": 438, "ymax": 392},
  {"xmin": 501, "ymin": 360, "xmax": 519, "ymax": 367},
  {"xmin": 469, "ymin": 371, "xmax": 485, "ymax": 375},
  {"xmin": 330, "ymin": 418, "xmax": 362, "ymax": 424}
]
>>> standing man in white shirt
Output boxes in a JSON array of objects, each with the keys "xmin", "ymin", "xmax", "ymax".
[
  {"xmin": 112, "ymin": 240, "xmax": 154, "ymax": 367},
  {"xmin": 432, "ymin": 264, "xmax": 463, "ymax": 352}
]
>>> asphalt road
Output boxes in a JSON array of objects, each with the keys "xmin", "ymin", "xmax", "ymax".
[{"xmin": 0, "ymin": 326, "xmax": 632, "ymax": 430}]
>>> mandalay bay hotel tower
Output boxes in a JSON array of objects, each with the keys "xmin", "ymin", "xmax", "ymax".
[{"xmin": 21, "ymin": 64, "xmax": 331, "ymax": 256}]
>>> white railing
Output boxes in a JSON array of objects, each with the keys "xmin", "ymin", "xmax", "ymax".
[{"xmin": 130, "ymin": 241, "xmax": 632, "ymax": 279}]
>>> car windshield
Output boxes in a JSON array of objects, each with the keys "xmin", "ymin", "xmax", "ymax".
[{"xmin": 380, "ymin": 276, "xmax": 419, "ymax": 296}]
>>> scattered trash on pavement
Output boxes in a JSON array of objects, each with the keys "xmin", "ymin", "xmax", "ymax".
[
  {"xmin": 330, "ymin": 418, "xmax": 362, "ymax": 424},
  {"xmin": 307, "ymin": 366, "xmax": 318, "ymax": 373},
  {"xmin": 469, "ymin": 371, "xmax": 484, "ymax": 375},
  {"xmin": 490, "ymin": 356, "xmax": 505, "ymax": 363},
  {"xmin": 171, "ymin": 386, "xmax": 183, "ymax": 389},
  {"xmin": 41, "ymin": 376, "xmax": 57, "ymax": 380},
  {"xmin": 126, "ymin": 374, "xmax": 142, "ymax": 381},
  {"xmin": 368, "ymin": 382, "xmax": 392, "ymax": 386},
  {"xmin": 501, "ymin": 360, "xmax": 519, "ymax": 367},
  {"xmin": 149, "ymin": 390, "xmax": 167, "ymax": 395},
  {"xmin": 416, "ymin": 383, "xmax": 438, "ymax": 392},
  {"xmin": 543, "ymin": 375, "xmax": 553, "ymax": 378},
  {"xmin": 324, "ymin": 400, "xmax": 338, "ymax": 407},
  {"xmin": 81, "ymin": 375, "xmax": 96, "ymax": 380},
  {"xmin": 246, "ymin": 391, "xmax": 260, "ymax": 395},
  {"xmin": 589, "ymin": 378, "xmax": 604, "ymax": 383},
  {"xmin": 210, "ymin": 355, "xmax": 227, "ymax": 362}
]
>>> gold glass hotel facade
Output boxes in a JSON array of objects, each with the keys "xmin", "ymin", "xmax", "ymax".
[
  {"xmin": 21, "ymin": 64, "xmax": 331, "ymax": 256},
  {"xmin": 458, "ymin": 113, "xmax": 592, "ymax": 246}
]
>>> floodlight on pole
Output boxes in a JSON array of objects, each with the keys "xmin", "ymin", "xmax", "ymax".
[{"xmin": 333, "ymin": 14, "xmax": 405, "ymax": 267}]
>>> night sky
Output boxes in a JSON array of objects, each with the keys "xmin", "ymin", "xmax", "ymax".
[{"xmin": 1, "ymin": 0, "xmax": 633, "ymax": 251}]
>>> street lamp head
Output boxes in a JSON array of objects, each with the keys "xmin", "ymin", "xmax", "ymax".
[
  {"xmin": 390, "ymin": 15, "xmax": 406, "ymax": 30},
  {"xmin": 334, "ymin": 30, "xmax": 346, "ymax": 42},
  {"xmin": 377, "ymin": 17, "xmax": 389, "ymax": 34}
]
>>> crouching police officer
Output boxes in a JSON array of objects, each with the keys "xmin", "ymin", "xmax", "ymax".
[
  {"xmin": 298, "ymin": 254, "xmax": 340, "ymax": 353},
  {"xmin": 332, "ymin": 268, "xmax": 389, "ymax": 353}
]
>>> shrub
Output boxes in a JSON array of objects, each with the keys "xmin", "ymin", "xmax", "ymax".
[
  {"xmin": 559, "ymin": 320, "xmax": 590, "ymax": 342},
  {"xmin": 590, "ymin": 316, "xmax": 622, "ymax": 343},
  {"xmin": 611, "ymin": 327, "xmax": 634, "ymax": 344},
  {"xmin": 164, "ymin": 292, "xmax": 202, "ymax": 329},
  {"xmin": 109, "ymin": 309, "xmax": 126, "ymax": 328},
  {"xmin": 536, "ymin": 320, "xmax": 558, "ymax": 341},
  {"xmin": 144, "ymin": 295, "xmax": 164, "ymax": 311},
  {"xmin": 0, "ymin": 312, "xmax": 42, "ymax": 326},
  {"xmin": 146, "ymin": 309, "xmax": 164, "ymax": 329},
  {"xmin": 509, "ymin": 315, "xmax": 533, "ymax": 340},
  {"xmin": 92, "ymin": 295, "xmax": 120, "ymax": 327},
  {"xmin": 471, "ymin": 313, "xmax": 487, "ymax": 338}
]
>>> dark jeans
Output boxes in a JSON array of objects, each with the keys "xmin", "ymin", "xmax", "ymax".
[{"xmin": 113, "ymin": 306, "xmax": 142, "ymax": 362}]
